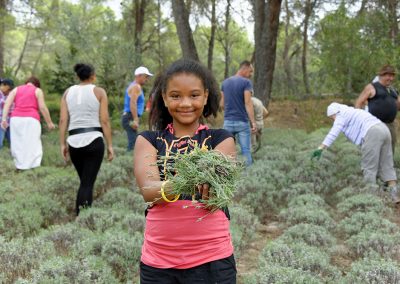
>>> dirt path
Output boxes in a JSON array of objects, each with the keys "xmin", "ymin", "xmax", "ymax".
[{"xmin": 236, "ymin": 220, "xmax": 283, "ymax": 284}]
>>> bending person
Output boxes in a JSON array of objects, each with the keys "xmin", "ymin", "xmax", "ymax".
[
  {"xmin": 1, "ymin": 76, "xmax": 55, "ymax": 170},
  {"xmin": 312, "ymin": 102, "xmax": 399, "ymax": 204},
  {"xmin": 59, "ymin": 63, "xmax": 114, "ymax": 215}
]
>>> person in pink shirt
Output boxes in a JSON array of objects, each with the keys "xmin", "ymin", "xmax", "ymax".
[
  {"xmin": 134, "ymin": 59, "xmax": 237, "ymax": 283},
  {"xmin": 1, "ymin": 76, "xmax": 55, "ymax": 169}
]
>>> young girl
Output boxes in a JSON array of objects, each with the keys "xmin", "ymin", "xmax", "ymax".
[{"xmin": 134, "ymin": 59, "xmax": 237, "ymax": 283}]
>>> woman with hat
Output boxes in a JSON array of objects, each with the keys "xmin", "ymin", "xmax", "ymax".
[{"xmin": 312, "ymin": 102, "xmax": 399, "ymax": 204}]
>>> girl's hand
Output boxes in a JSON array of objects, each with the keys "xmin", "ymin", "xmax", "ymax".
[
  {"xmin": 107, "ymin": 146, "xmax": 114, "ymax": 161},
  {"xmin": 197, "ymin": 183, "xmax": 211, "ymax": 201},
  {"xmin": 61, "ymin": 144, "xmax": 69, "ymax": 162}
]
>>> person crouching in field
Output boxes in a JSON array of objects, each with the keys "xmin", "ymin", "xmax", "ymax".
[
  {"xmin": 134, "ymin": 59, "xmax": 237, "ymax": 283},
  {"xmin": 1, "ymin": 76, "xmax": 55, "ymax": 170},
  {"xmin": 59, "ymin": 63, "xmax": 114, "ymax": 215},
  {"xmin": 312, "ymin": 102, "xmax": 400, "ymax": 204}
]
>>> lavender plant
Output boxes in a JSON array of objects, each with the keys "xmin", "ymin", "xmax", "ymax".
[{"xmin": 162, "ymin": 147, "xmax": 243, "ymax": 211}]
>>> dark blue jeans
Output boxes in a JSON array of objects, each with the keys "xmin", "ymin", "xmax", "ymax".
[{"xmin": 121, "ymin": 112, "xmax": 137, "ymax": 151}]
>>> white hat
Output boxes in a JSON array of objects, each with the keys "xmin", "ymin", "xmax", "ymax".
[
  {"xmin": 327, "ymin": 102, "xmax": 345, "ymax": 117},
  {"xmin": 134, "ymin": 66, "xmax": 153, "ymax": 76}
]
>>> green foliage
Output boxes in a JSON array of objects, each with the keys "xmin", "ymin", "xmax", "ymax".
[
  {"xmin": 0, "ymin": 237, "xmax": 55, "ymax": 283},
  {"xmin": 346, "ymin": 229, "xmax": 400, "ymax": 258},
  {"xmin": 26, "ymin": 256, "xmax": 118, "ymax": 283},
  {"xmin": 0, "ymin": 192, "xmax": 67, "ymax": 239},
  {"xmin": 94, "ymin": 186, "xmax": 145, "ymax": 213},
  {"xmin": 230, "ymin": 205, "xmax": 259, "ymax": 257},
  {"xmin": 247, "ymin": 264, "xmax": 323, "ymax": 284},
  {"xmin": 343, "ymin": 257, "xmax": 400, "ymax": 284},
  {"xmin": 337, "ymin": 193, "xmax": 385, "ymax": 216},
  {"xmin": 338, "ymin": 212, "xmax": 398, "ymax": 238},
  {"xmin": 165, "ymin": 147, "xmax": 243, "ymax": 211},
  {"xmin": 279, "ymin": 206, "xmax": 335, "ymax": 229},
  {"xmin": 100, "ymin": 231, "xmax": 143, "ymax": 281},
  {"xmin": 259, "ymin": 241, "xmax": 340, "ymax": 281},
  {"xmin": 281, "ymin": 224, "xmax": 335, "ymax": 248},
  {"xmin": 287, "ymin": 194, "xmax": 327, "ymax": 208}
]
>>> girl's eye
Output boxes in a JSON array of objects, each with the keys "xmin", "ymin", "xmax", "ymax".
[
  {"xmin": 170, "ymin": 94, "xmax": 180, "ymax": 99},
  {"xmin": 191, "ymin": 93, "xmax": 201, "ymax": 98}
]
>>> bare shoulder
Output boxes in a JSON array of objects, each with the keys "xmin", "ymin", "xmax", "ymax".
[{"xmin": 94, "ymin": 86, "xmax": 107, "ymax": 100}]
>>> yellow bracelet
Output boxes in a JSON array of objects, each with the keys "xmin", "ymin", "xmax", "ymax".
[{"xmin": 160, "ymin": 180, "xmax": 180, "ymax": 202}]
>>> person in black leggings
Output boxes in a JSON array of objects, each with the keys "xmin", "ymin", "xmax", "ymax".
[{"xmin": 69, "ymin": 137, "xmax": 104, "ymax": 215}]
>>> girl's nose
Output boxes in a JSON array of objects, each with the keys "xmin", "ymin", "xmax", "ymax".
[{"xmin": 180, "ymin": 97, "xmax": 191, "ymax": 107}]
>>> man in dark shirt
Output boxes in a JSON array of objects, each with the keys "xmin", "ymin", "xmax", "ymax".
[
  {"xmin": 355, "ymin": 64, "xmax": 400, "ymax": 154},
  {"xmin": 220, "ymin": 60, "xmax": 256, "ymax": 166}
]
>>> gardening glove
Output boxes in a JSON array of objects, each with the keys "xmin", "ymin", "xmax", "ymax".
[{"xmin": 311, "ymin": 149, "xmax": 323, "ymax": 160}]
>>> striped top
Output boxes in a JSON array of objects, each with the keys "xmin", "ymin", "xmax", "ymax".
[{"xmin": 322, "ymin": 106, "xmax": 381, "ymax": 147}]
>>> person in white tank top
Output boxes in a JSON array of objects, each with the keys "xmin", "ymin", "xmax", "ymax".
[{"xmin": 59, "ymin": 63, "xmax": 114, "ymax": 215}]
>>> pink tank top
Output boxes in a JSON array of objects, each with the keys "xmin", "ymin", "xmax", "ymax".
[
  {"xmin": 141, "ymin": 201, "xmax": 234, "ymax": 269},
  {"xmin": 11, "ymin": 84, "xmax": 40, "ymax": 121}
]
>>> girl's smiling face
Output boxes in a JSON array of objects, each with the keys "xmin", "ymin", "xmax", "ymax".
[{"xmin": 162, "ymin": 73, "xmax": 208, "ymax": 131}]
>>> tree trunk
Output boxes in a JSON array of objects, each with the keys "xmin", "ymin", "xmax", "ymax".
[
  {"xmin": 223, "ymin": 0, "xmax": 231, "ymax": 78},
  {"xmin": 301, "ymin": 0, "xmax": 311, "ymax": 96},
  {"xmin": 283, "ymin": 0, "xmax": 294, "ymax": 95},
  {"xmin": 387, "ymin": 0, "xmax": 398, "ymax": 45},
  {"xmin": 133, "ymin": 0, "xmax": 147, "ymax": 66},
  {"xmin": 156, "ymin": 0, "xmax": 163, "ymax": 69},
  {"xmin": 0, "ymin": 0, "xmax": 7, "ymax": 77},
  {"xmin": 253, "ymin": 0, "xmax": 282, "ymax": 107},
  {"xmin": 171, "ymin": 0, "xmax": 199, "ymax": 61},
  {"xmin": 207, "ymin": 0, "xmax": 216, "ymax": 70},
  {"xmin": 14, "ymin": 30, "xmax": 31, "ymax": 77}
]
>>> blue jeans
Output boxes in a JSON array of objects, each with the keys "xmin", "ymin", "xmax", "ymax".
[
  {"xmin": 223, "ymin": 120, "xmax": 252, "ymax": 166},
  {"xmin": 0, "ymin": 127, "xmax": 9, "ymax": 150},
  {"xmin": 122, "ymin": 112, "xmax": 137, "ymax": 151}
]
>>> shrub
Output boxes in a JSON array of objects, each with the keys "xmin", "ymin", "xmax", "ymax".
[
  {"xmin": 343, "ymin": 257, "xmax": 400, "ymax": 283},
  {"xmin": 26, "ymin": 256, "xmax": 118, "ymax": 283},
  {"xmin": 100, "ymin": 231, "xmax": 143, "ymax": 281},
  {"xmin": 280, "ymin": 224, "xmax": 335, "ymax": 248},
  {"xmin": 338, "ymin": 212, "xmax": 398, "ymax": 237},
  {"xmin": 279, "ymin": 206, "xmax": 335, "ymax": 229},
  {"xmin": 346, "ymin": 229, "xmax": 400, "ymax": 258},
  {"xmin": 230, "ymin": 205, "xmax": 259, "ymax": 257},
  {"xmin": 335, "ymin": 184, "xmax": 378, "ymax": 201},
  {"xmin": 0, "ymin": 237, "xmax": 55, "ymax": 283},
  {"xmin": 76, "ymin": 208, "xmax": 126, "ymax": 232},
  {"xmin": 337, "ymin": 194, "xmax": 385, "ymax": 216},
  {"xmin": 287, "ymin": 194, "xmax": 327, "ymax": 208},
  {"xmin": 120, "ymin": 213, "xmax": 145, "ymax": 234},
  {"xmin": 259, "ymin": 240, "xmax": 340, "ymax": 280},
  {"xmin": 94, "ymin": 186, "xmax": 145, "ymax": 213},
  {"xmin": 95, "ymin": 163, "xmax": 129, "ymax": 191},
  {"xmin": 247, "ymin": 264, "xmax": 324, "ymax": 284},
  {"xmin": 40, "ymin": 224, "xmax": 93, "ymax": 255}
]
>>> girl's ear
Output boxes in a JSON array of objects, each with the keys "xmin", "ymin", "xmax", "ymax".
[{"xmin": 203, "ymin": 89, "xmax": 209, "ymax": 106}]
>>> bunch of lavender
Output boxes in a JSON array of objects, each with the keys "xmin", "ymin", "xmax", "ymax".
[{"xmin": 161, "ymin": 146, "xmax": 243, "ymax": 212}]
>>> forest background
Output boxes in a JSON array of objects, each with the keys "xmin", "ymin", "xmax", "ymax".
[{"xmin": 1, "ymin": 0, "xmax": 399, "ymax": 127}]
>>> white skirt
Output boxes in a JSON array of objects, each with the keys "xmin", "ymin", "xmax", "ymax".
[{"xmin": 10, "ymin": 116, "xmax": 42, "ymax": 170}]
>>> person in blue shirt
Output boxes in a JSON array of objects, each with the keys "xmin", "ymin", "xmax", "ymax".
[
  {"xmin": 122, "ymin": 66, "xmax": 153, "ymax": 151},
  {"xmin": 220, "ymin": 60, "xmax": 256, "ymax": 166}
]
